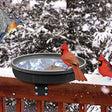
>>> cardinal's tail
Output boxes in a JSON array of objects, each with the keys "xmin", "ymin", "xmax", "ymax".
[{"xmin": 72, "ymin": 65, "xmax": 87, "ymax": 81}]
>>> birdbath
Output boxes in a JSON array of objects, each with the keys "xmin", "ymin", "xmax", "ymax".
[{"xmin": 11, "ymin": 53, "xmax": 86, "ymax": 95}]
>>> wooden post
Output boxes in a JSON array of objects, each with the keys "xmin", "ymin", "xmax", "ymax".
[
  {"xmin": 16, "ymin": 99, "xmax": 24, "ymax": 112},
  {"xmin": 58, "ymin": 102, "xmax": 66, "ymax": 112},
  {"xmin": 37, "ymin": 101, "xmax": 44, "ymax": 112},
  {"xmin": 0, "ymin": 97, "xmax": 5, "ymax": 112},
  {"xmin": 101, "ymin": 105, "xmax": 108, "ymax": 112},
  {"xmin": 79, "ymin": 104, "xmax": 87, "ymax": 112}
]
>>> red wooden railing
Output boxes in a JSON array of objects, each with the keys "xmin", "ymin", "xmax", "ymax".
[{"xmin": 0, "ymin": 77, "xmax": 112, "ymax": 112}]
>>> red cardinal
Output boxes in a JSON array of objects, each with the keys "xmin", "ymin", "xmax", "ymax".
[
  {"xmin": 98, "ymin": 54, "xmax": 112, "ymax": 77},
  {"xmin": 58, "ymin": 42, "xmax": 87, "ymax": 81}
]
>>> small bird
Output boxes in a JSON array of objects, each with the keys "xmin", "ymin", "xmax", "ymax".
[
  {"xmin": 58, "ymin": 42, "xmax": 87, "ymax": 81},
  {"xmin": 98, "ymin": 54, "xmax": 112, "ymax": 77},
  {"xmin": 45, "ymin": 62, "xmax": 65, "ymax": 70},
  {"xmin": 0, "ymin": 19, "xmax": 24, "ymax": 42}
]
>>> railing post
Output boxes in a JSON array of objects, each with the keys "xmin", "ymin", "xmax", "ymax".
[
  {"xmin": 101, "ymin": 105, "xmax": 109, "ymax": 112},
  {"xmin": 79, "ymin": 104, "xmax": 87, "ymax": 112},
  {"xmin": 37, "ymin": 101, "xmax": 44, "ymax": 112},
  {"xmin": 16, "ymin": 99, "xmax": 24, "ymax": 112},
  {"xmin": 0, "ymin": 97, "xmax": 5, "ymax": 112},
  {"xmin": 58, "ymin": 102, "xmax": 66, "ymax": 112}
]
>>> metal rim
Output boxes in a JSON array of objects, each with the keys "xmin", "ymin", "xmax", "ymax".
[{"xmin": 11, "ymin": 53, "xmax": 86, "ymax": 75}]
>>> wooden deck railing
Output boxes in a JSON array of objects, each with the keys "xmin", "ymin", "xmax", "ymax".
[{"xmin": 0, "ymin": 77, "xmax": 112, "ymax": 112}]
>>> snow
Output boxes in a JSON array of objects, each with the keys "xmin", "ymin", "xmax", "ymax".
[
  {"xmin": 11, "ymin": 0, "xmax": 22, "ymax": 4},
  {"xmin": 101, "ymin": 86, "xmax": 110, "ymax": 94},
  {"xmin": 84, "ymin": 14, "xmax": 90, "ymax": 19},
  {"xmin": 0, "ymin": 68, "xmax": 15, "ymax": 78},
  {"xmin": 106, "ymin": 3, "xmax": 111, "ymax": 8},
  {"xmin": 70, "ymin": 69, "xmax": 112, "ymax": 86},
  {"xmin": 82, "ymin": 24, "xmax": 90, "ymax": 31},
  {"xmin": 26, "ymin": 0, "xmax": 67, "ymax": 10},
  {"xmin": 0, "ymin": 67, "xmax": 112, "ymax": 87},
  {"xmin": 87, "ymin": 105, "xmax": 101, "ymax": 112},
  {"xmin": 50, "ymin": 0, "xmax": 67, "ymax": 9}
]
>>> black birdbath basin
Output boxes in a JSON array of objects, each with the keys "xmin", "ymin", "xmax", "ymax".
[{"xmin": 11, "ymin": 53, "xmax": 86, "ymax": 95}]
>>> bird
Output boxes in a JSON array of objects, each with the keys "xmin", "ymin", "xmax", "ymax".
[
  {"xmin": 98, "ymin": 54, "xmax": 112, "ymax": 77},
  {"xmin": 0, "ymin": 19, "xmax": 24, "ymax": 42},
  {"xmin": 58, "ymin": 42, "xmax": 87, "ymax": 81},
  {"xmin": 0, "ymin": 8, "xmax": 23, "ymax": 42}
]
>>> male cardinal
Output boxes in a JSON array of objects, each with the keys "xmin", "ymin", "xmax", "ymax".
[
  {"xmin": 98, "ymin": 54, "xmax": 112, "ymax": 77},
  {"xmin": 58, "ymin": 42, "xmax": 87, "ymax": 81}
]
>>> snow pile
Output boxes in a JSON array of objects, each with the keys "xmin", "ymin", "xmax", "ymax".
[
  {"xmin": 50, "ymin": 0, "xmax": 67, "ymax": 9},
  {"xmin": 11, "ymin": 0, "xmax": 22, "ymax": 4},
  {"xmin": 0, "ymin": 68, "xmax": 15, "ymax": 78},
  {"xmin": 70, "ymin": 69, "xmax": 112, "ymax": 86}
]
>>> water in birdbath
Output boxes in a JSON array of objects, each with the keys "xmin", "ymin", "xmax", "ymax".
[{"xmin": 16, "ymin": 58, "xmax": 68, "ymax": 71}]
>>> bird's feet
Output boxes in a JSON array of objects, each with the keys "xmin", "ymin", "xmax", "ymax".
[{"xmin": 65, "ymin": 67, "xmax": 69, "ymax": 71}]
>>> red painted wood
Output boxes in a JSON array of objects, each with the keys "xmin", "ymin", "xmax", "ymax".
[
  {"xmin": 0, "ymin": 97, "xmax": 5, "ymax": 112},
  {"xmin": 58, "ymin": 102, "xmax": 66, "ymax": 112},
  {"xmin": 16, "ymin": 99, "xmax": 24, "ymax": 112},
  {"xmin": 79, "ymin": 104, "xmax": 87, "ymax": 112},
  {"xmin": 101, "ymin": 105, "xmax": 109, "ymax": 112},
  {"xmin": 36, "ymin": 101, "xmax": 44, "ymax": 112},
  {"xmin": 0, "ymin": 77, "xmax": 112, "ymax": 107}
]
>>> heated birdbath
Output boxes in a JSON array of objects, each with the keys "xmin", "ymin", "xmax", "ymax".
[{"xmin": 11, "ymin": 53, "xmax": 86, "ymax": 96}]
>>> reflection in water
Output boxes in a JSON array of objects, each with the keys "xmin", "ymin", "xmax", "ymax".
[{"xmin": 17, "ymin": 58, "xmax": 68, "ymax": 71}]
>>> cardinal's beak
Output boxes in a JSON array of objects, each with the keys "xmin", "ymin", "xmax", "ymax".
[
  {"xmin": 58, "ymin": 49, "xmax": 62, "ymax": 53},
  {"xmin": 98, "ymin": 61, "xmax": 101, "ymax": 65}
]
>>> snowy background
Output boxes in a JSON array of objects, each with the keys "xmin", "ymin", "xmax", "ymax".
[
  {"xmin": 0, "ymin": 0, "xmax": 111, "ymax": 71},
  {"xmin": 0, "ymin": 0, "xmax": 112, "ymax": 112}
]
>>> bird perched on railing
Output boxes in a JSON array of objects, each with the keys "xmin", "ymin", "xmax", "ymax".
[
  {"xmin": 0, "ymin": 8, "xmax": 23, "ymax": 42},
  {"xmin": 58, "ymin": 42, "xmax": 87, "ymax": 81},
  {"xmin": 98, "ymin": 54, "xmax": 112, "ymax": 77}
]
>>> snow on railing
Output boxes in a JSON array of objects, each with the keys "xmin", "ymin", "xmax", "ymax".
[{"xmin": 0, "ymin": 76, "xmax": 112, "ymax": 112}]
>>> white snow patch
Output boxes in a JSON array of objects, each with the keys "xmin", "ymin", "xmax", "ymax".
[
  {"xmin": 11, "ymin": 0, "xmax": 22, "ymax": 4},
  {"xmin": 52, "ymin": 47, "xmax": 57, "ymax": 51},
  {"xmin": 22, "ymin": 30, "xmax": 26, "ymax": 38},
  {"xmin": 70, "ymin": 69, "xmax": 112, "ymax": 86},
  {"xmin": 26, "ymin": 27, "xmax": 35, "ymax": 32},
  {"xmin": 84, "ymin": 14, "xmax": 90, "ymax": 19},
  {"xmin": 74, "ymin": 7, "xmax": 82, "ymax": 12},
  {"xmin": 46, "ymin": 38, "xmax": 53, "ymax": 44},
  {"xmin": 30, "ymin": 0, "xmax": 39, "ymax": 9},
  {"xmin": 91, "ymin": 58, "xmax": 97, "ymax": 64},
  {"xmin": 106, "ymin": 3, "xmax": 111, "ymax": 8},
  {"xmin": 92, "ymin": 31, "xmax": 112, "ymax": 47},
  {"xmin": 101, "ymin": 86, "xmax": 110, "ymax": 94},
  {"xmin": 99, "ymin": 7, "xmax": 103, "ymax": 12},
  {"xmin": 50, "ymin": 0, "xmax": 67, "ymax": 9},
  {"xmin": 87, "ymin": 105, "xmax": 101, "ymax": 112},
  {"xmin": 0, "ymin": 68, "xmax": 15, "ymax": 78},
  {"xmin": 82, "ymin": 24, "xmax": 90, "ymax": 31},
  {"xmin": 28, "ymin": 0, "xmax": 66, "ymax": 10}
]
